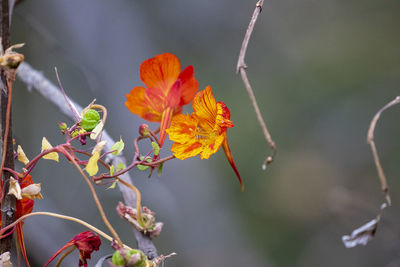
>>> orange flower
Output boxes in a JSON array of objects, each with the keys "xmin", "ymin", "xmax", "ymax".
[
  {"xmin": 167, "ymin": 86, "xmax": 244, "ymax": 191},
  {"xmin": 125, "ymin": 53, "xmax": 198, "ymax": 146}
]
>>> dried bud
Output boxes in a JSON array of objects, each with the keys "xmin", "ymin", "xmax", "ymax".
[
  {"xmin": 21, "ymin": 183, "xmax": 43, "ymax": 200},
  {"xmin": 139, "ymin": 124, "xmax": 150, "ymax": 137},
  {"xmin": 8, "ymin": 177, "xmax": 22, "ymax": 200},
  {"xmin": 0, "ymin": 252, "xmax": 12, "ymax": 267},
  {"xmin": 117, "ymin": 202, "xmax": 163, "ymax": 237}
]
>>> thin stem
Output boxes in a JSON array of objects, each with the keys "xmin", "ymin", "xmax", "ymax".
[
  {"xmin": 59, "ymin": 147, "xmax": 123, "ymax": 246},
  {"xmin": 236, "ymin": 0, "xmax": 277, "ymax": 169},
  {"xmin": 90, "ymin": 104, "xmax": 107, "ymax": 143},
  {"xmin": 0, "ymin": 211, "xmax": 132, "ymax": 250},
  {"xmin": 55, "ymin": 246, "xmax": 76, "ymax": 267},
  {"xmin": 366, "ymin": 96, "xmax": 400, "ymax": 206},
  {"xmin": 116, "ymin": 177, "xmax": 144, "ymax": 226},
  {"xmin": 54, "ymin": 67, "xmax": 80, "ymax": 122},
  {"xmin": 0, "ymin": 80, "xmax": 12, "ymax": 185}
]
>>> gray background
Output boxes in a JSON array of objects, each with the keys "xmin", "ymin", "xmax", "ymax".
[{"xmin": 7, "ymin": 0, "xmax": 400, "ymax": 266}]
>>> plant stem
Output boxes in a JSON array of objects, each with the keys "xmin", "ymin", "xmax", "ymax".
[
  {"xmin": 59, "ymin": 147, "xmax": 123, "ymax": 246},
  {"xmin": 0, "ymin": 211, "xmax": 132, "ymax": 250}
]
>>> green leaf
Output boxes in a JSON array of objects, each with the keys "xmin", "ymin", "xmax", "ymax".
[
  {"xmin": 109, "ymin": 165, "xmax": 115, "ymax": 176},
  {"xmin": 107, "ymin": 180, "xmax": 118, "ymax": 190},
  {"xmin": 157, "ymin": 162, "xmax": 164, "ymax": 176},
  {"xmin": 152, "ymin": 141, "xmax": 160, "ymax": 156},
  {"xmin": 116, "ymin": 162, "xmax": 126, "ymax": 172},
  {"xmin": 137, "ymin": 156, "xmax": 152, "ymax": 171},
  {"xmin": 111, "ymin": 138, "xmax": 125, "ymax": 155},
  {"xmin": 81, "ymin": 109, "xmax": 100, "ymax": 131}
]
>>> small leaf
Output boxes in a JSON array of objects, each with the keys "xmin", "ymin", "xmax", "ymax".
[
  {"xmin": 110, "ymin": 165, "xmax": 115, "ymax": 176},
  {"xmin": 81, "ymin": 109, "xmax": 100, "ymax": 131},
  {"xmin": 17, "ymin": 145, "xmax": 29, "ymax": 165},
  {"xmin": 157, "ymin": 162, "xmax": 164, "ymax": 176},
  {"xmin": 152, "ymin": 142, "xmax": 160, "ymax": 156},
  {"xmin": 90, "ymin": 121, "xmax": 104, "ymax": 140},
  {"xmin": 41, "ymin": 137, "xmax": 59, "ymax": 162},
  {"xmin": 116, "ymin": 162, "xmax": 126, "ymax": 172},
  {"xmin": 137, "ymin": 156, "xmax": 152, "ymax": 171},
  {"xmin": 111, "ymin": 138, "xmax": 125, "ymax": 156},
  {"xmin": 107, "ymin": 180, "xmax": 118, "ymax": 190},
  {"xmin": 86, "ymin": 152, "xmax": 100, "ymax": 176},
  {"xmin": 137, "ymin": 164, "xmax": 149, "ymax": 171}
]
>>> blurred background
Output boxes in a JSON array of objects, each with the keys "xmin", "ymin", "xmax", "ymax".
[{"xmin": 6, "ymin": 0, "xmax": 400, "ymax": 266}]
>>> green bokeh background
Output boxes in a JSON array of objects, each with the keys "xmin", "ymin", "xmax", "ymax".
[{"xmin": 7, "ymin": 0, "xmax": 400, "ymax": 266}]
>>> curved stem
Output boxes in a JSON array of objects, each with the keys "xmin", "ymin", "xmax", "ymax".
[
  {"xmin": 59, "ymin": 146, "xmax": 123, "ymax": 246},
  {"xmin": 0, "ymin": 211, "xmax": 132, "ymax": 250},
  {"xmin": 116, "ymin": 177, "xmax": 144, "ymax": 226},
  {"xmin": 56, "ymin": 246, "xmax": 76, "ymax": 267},
  {"xmin": 90, "ymin": 104, "xmax": 107, "ymax": 143}
]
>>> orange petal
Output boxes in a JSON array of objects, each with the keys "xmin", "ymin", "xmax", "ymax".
[
  {"xmin": 221, "ymin": 135, "xmax": 244, "ymax": 191},
  {"xmin": 125, "ymin": 86, "xmax": 162, "ymax": 122},
  {"xmin": 166, "ymin": 79, "xmax": 182, "ymax": 108},
  {"xmin": 159, "ymin": 107, "xmax": 174, "ymax": 147},
  {"xmin": 167, "ymin": 114, "xmax": 198, "ymax": 144},
  {"xmin": 199, "ymin": 134, "xmax": 225, "ymax": 160},
  {"xmin": 193, "ymin": 86, "xmax": 217, "ymax": 131},
  {"xmin": 140, "ymin": 53, "xmax": 181, "ymax": 93},
  {"xmin": 215, "ymin": 102, "xmax": 234, "ymax": 134},
  {"xmin": 171, "ymin": 141, "xmax": 203, "ymax": 160},
  {"xmin": 178, "ymin": 66, "xmax": 198, "ymax": 105}
]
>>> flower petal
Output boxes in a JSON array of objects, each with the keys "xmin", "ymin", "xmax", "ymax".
[
  {"xmin": 221, "ymin": 135, "xmax": 244, "ymax": 191},
  {"xmin": 125, "ymin": 86, "xmax": 162, "ymax": 122},
  {"xmin": 167, "ymin": 114, "xmax": 197, "ymax": 144},
  {"xmin": 178, "ymin": 66, "xmax": 198, "ymax": 105},
  {"xmin": 215, "ymin": 101, "xmax": 234, "ymax": 134},
  {"xmin": 192, "ymin": 86, "xmax": 217, "ymax": 131},
  {"xmin": 158, "ymin": 107, "xmax": 174, "ymax": 147},
  {"xmin": 140, "ymin": 53, "xmax": 181, "ymax": 93},
  {"xmin": 199, "ymin": 133, "xmax": 224, "ymax": 159},
  {"xmin": 171, "ymin": 141, "xmax": 203, "ymax": 160}
]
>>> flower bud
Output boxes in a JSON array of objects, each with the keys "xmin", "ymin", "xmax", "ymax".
[{"xmin": 139, "ymin": 124, "xmax": 150, "ymax": 137}]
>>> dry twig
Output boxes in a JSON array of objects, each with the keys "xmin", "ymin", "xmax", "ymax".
[
  {"xmin": 236, "ymin": 0, "xmax": 276, "ymax": 169},
  {"xmin": 367, "ymin": 96, "xmax": 400, "ymax": 206}
]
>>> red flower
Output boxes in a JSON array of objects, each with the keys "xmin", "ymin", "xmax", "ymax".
[
  {"xmin": 44, "ymin": 231, "xmax": 101, "ymax": 267},
  {"xmin": 125, "ymin": 53, "xmax": 198, "ymax": 146},
  {"xmin": 0, "ymin": 175, "xmax": 35, "ymax": 266}
]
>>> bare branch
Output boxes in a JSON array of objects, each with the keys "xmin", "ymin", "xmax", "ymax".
[
  {"xmin": 367, "ymin": 96, "xmax": 400, "ymax": 206},
  {"xmin": 16, "ymin": 61, "xmax": 158, "ymax": 259},
  {"xmin": 0, "ymin": 0, "xmax": 16, "ymax": 254},
  {"xmin": 236, "ymin": 0, "xmax": 276, "ymax": 169}
]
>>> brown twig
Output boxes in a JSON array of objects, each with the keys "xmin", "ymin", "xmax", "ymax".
[
  {"xmin": 59, "ymin": 146, "xmax": 124, "ymax": 247},
  {"xmin": 366, "ymin": 96, "xmax": 400, "ymax": 206},
  {"xmin": 236, "ymin": 0, "xmax": 276, "ymax": 169},
  {"xmin": 0, "ymin": 0, "xmax": 16, "ymax": 253}
]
